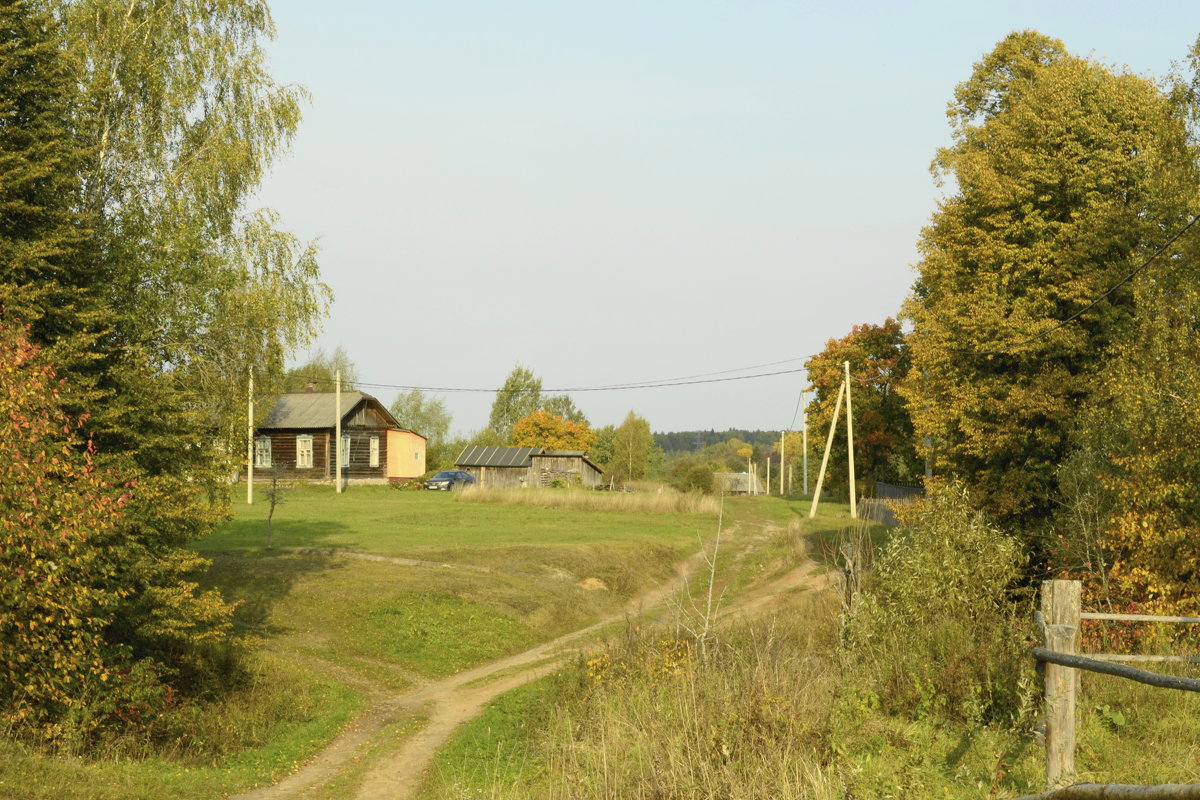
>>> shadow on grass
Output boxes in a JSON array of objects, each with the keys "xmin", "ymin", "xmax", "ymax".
[
  {"xmin": 198, "ymin": 517, "xmax": 361, "ymax": 552},
  {"xmin": 201, "ymin": 547, "xmax": 347, "ymax": 638}
]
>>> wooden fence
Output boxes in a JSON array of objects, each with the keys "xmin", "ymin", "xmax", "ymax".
[{"xmin": 1021, "ymin": 580, "xmax": 1200, "ymax": 799}]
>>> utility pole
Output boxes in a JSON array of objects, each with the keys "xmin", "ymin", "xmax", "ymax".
[
  {"xmin": 845, "ymin": 361, "xmax": 857, "ymax": 519},
  {"xmin": 779, "ymin": 431, "xmax": 785, "ymax": 495},
  {"xmin": 335, "ymin": 369, "xmax": 343, "ymax": 494},
  {"xmin": 748, "ymin": 453, "xmax": 753, "ymax": 495},
  {"xmin": 766, "ymin": 457, "xmax": 771, "ymax": 495},
  {"xmin": 809, "ymin": 379, "xmax": 845, "ymax": 518},
  {"xmin": 802, "ymin": 388, "xmax": 809, "ymax": 495},
  {"xmin": 247, "ymin": 367, "xmax": 254, "ymax": 505}
]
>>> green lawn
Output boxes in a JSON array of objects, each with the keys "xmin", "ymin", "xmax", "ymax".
[
  {"xmin": 5, "ymin": 488, "xmax": 849, "ymax": 800},
  {"xmin": 202, "ymin": 485, "xmax": 711, "ymax": 559},
  {"xmin": 199, "ymin": 486, "xmax": 716, "ymax": 683}
]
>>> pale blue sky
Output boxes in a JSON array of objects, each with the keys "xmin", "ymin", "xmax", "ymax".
[{"xmin": 256, "ymin": 1, "xmax": 1199, "ymax": 435}]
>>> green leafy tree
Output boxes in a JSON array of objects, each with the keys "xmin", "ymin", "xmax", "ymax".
[
  {"xmin": 902, "ymin": 31, "xmax": 1198, "ymax": 528},
  {"xmin": 542, "ymin": 394, "xmax": 588, "ymax": 425},
  {"xmin": 805, "ymin": 318, "xmax": 919, "ymax": 500},
  {"xmin": 57, "ymin": 0, "xmax": 331, "ymax": 443},
  {"xmin": 0, "ymin": 0, "xmax": 93, "ymax": 352},
  {"xmin": 487, "ymin": 364, "xmax": 542, "ymax": 440},
  {"xmin": 608, "ymin": 412, "xmax": 661, "ymax": 485},
  {"xmin": 284, "ymin": 346, "xmax": 358, "ymax": 392},
  {"xmin": 669, "ymin": 460, "xmax": 715, "ymax": 494},
  {"xmin": 511, "ymin": 409, "xmax": 596, "ymax": 450},
  {"xmin": 1064, "ymin": 223, "xmax": 1200, "ymax": 615},
  {"xmin": 0, "ymin": 0, "xmax": 330, "ymax": 721},
  {"xmin": 590, "ymin": 424, "xmax": 617, "ymax": 470},
  {"xmin": 0, "ymin": 4, "xmax": 233, "ymax": 737}
]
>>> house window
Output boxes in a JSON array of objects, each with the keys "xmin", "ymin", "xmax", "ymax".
[
  {"xmin": 296, "ymin": 435, "xmax": 313, "ymax": 469},
  {"xmin": 254, "ymin": 436, "xmax": 272, "ymax": 468},
  {"xmin": 341, "ymin": 434, "xmax": 351, "ymax": 468},
  {"xmin": 369, "ymin": 436, "xmax": 379, "ymax": 468}
]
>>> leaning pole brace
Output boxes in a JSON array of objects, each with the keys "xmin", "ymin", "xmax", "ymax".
[{"xmin": 809, "ymin": 377, "xmax": 846, "ymax": 518}]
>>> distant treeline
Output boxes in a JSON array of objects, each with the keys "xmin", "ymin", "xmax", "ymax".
[{"xmin": 654, "ymin": 429, "xmax": 781, "ymax": 453}]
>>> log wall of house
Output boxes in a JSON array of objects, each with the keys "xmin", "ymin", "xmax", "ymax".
[
  {"xmin": 255, "ymin": 430, "xmax": 330, "ymax": 481},
  {"xmin": 328, "ymin": 430, "xmax": 388, "ymax": 481}
]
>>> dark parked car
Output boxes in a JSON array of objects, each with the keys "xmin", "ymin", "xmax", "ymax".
[{"xmin": 424, "ymin": 470, "xmax": 476, "ymax": 491}]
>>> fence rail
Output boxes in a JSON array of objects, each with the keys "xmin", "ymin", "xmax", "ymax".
[
  {"xmin": 1015, "ymin": 783, "xmax": 1200, "ymax": 800},
  {"xmin": 1034, "ymin": 580, "xmax": 1200, "ymax": 794},
  {"xmin": 1081, "ymin": 612, "xmax": 1200, "ymax": 624}
]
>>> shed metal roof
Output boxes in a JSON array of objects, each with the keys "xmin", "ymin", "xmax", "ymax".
[
  {"xmin": 456, "ymin": 446, "xmax": 603, "ymax": 473},
  {"xmin": 455, "ymin": 446, "xmax": 540, "ymax": 468}
]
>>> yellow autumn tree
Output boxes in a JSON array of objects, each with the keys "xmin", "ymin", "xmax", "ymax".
[
  {"xmin": 511, "ymin": 409, "xmax": 596, "ymax": 450},
  {"xmin": 903, "ymin": 30, "xmax": 1198, "ymax": 531}
]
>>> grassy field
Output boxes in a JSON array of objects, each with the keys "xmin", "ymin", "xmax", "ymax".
[
  {"xmin": 411, "ymin": 495, "xmax": 1200, "ymax": 800},
  {"xmin": 8, "ymin": 484, "xmax": 771, "ymax": 800},
  {"xmin": 0, "ymin": 651, "xmax": 361, "ymax": 800}
]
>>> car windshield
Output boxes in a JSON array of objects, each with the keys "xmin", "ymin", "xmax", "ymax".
[{"xmin": 430, "ymin": 471, "xmax": 456, "ymax": 481}]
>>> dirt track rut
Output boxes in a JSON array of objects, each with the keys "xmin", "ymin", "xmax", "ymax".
[{"xmin": 230, "ymin": 522, "xmax": 830, "ymax": 800}]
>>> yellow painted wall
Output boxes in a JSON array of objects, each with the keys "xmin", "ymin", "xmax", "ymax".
[{"xmin": 387, "ymin": 430, "xmax": 426, "ymax": 478}]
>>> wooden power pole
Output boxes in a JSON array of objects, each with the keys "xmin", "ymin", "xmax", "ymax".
[
  {"xmin": 335, "ymin": 369, "xmax": 343, "ymax": 494},
  {"xmin": 801, "ymin": 388, "xmax": 809, "ymax": 495},
  {"xmin": 845, "ymin": 360, "xmax": 857, "ymax": 519},
  {"xmin": 247, "ymin": 367, "xmax": 254, "ymax": 505}
]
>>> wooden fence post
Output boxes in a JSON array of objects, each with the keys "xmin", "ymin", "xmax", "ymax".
[{"xmin": 1042, "ymin": 579, "xmax": 1081, "ymax": 788}]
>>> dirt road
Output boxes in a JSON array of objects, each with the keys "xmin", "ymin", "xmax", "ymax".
[{"xmin": 230, "ymin": 522, "xmax": 830, "ymax": 800}]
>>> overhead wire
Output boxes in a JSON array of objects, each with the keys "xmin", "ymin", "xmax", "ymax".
[
  {"xmin": 282, "ymin": 214, "xmax": 1200, "ymax": 411},
  {"xmin": 949, "ymin": 213, "xmax": 1200, "ymax": 356},
  {"xmin": 292, "ymin": 365, "xmax": 809, "ymax": 394}
]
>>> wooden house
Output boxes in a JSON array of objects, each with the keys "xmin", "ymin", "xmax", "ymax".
[
  {"xmin": 250, "ymin": 391, "xmax": 426, "ymax": 484},
  {"xmin": 455, "ymin": 446, "xmax": 604, "ymax": 489}
]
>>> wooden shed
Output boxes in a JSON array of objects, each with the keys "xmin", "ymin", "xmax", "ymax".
[
  {"xmin": 456, "ymin": 446, "xmax": 604, "ymax": 489},
  {"xmin": 250, "ymin": 390, "xmax": 426, "ymax": 485},
  {"xmin": 714, "ymin": 471, "xmax": 766, "ymax": 495}
]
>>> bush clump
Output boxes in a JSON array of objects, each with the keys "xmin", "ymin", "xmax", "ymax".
[{"xmin": 844, "ymin": 481, "xmax": 1035, "ymax": 725}]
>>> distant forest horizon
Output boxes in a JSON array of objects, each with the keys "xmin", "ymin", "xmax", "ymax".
[{"xmin": 653, "ymin": 429, "xmax": 783, "ymax": 453}]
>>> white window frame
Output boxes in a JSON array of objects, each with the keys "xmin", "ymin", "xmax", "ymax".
[
  {"xmin": 254, "ymin": 436, "xmax": 272, "ymax": 468},
  {"xmin": 369, "ymin": 436, "xmax": 379, "ymax": 468},
  {"xmin": 341, "ymin": 434, "xmax": 351, "ymax": 468},
  {"xmin": 296, "ymin": 435, "xmax": 313, "ymax": 469}
]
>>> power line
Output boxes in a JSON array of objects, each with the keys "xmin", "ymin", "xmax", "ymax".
[
  {"xmin": 787, "ymin": 387, "xmax": 805, "ymax": 431},
  {"xmin": 294, "ymin": 365, "xmax": 809, "ymax": 394},
  {"xmin": 952, "ymin": 213, "xmax": 1199, "ymax": 356},
  {"xmin": 568, "ymin": 355, "xmax": 810, "ymax": 389}
]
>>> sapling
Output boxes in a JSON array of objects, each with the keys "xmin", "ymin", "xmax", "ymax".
[{"xmin": 263, "ymin": 468, "xmax": 290, "ymax": 549}]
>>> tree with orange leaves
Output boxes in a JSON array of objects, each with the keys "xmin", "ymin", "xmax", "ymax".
[
  {"xmin": 511, "ymin": 409, "xmax": 597, "ymax": 451},
  {"xmin": 804, "ymin": 318, "xmax": 919, "ymax": 500}
]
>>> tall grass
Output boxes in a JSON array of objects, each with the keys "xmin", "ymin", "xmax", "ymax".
[
  {"xmin": 421, "ymin": 594, "xmax": 844, "ymax": 799},
  {"xmin": 456, "ymin": 487, "xmax": 720, "ymax": 516},
  {"xmin": 545, "ymin": 606, "xmax": 841, "ymax": 799}
]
